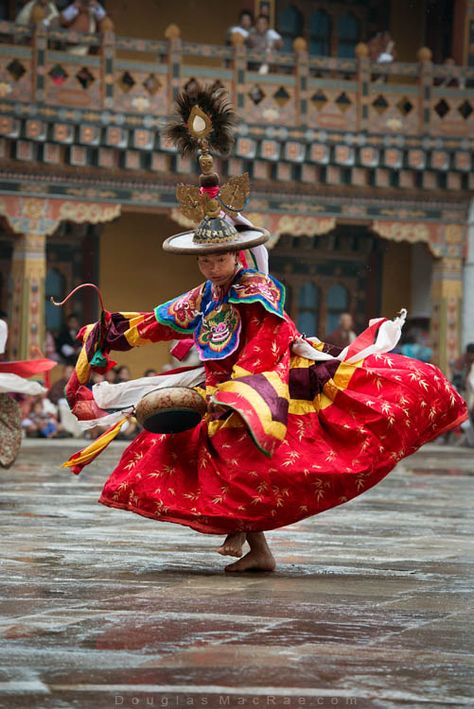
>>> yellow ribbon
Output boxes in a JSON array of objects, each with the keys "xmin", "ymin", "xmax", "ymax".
[{"xmin": 63, "ymin": 416, "xmax": 129, "ymax": 474}]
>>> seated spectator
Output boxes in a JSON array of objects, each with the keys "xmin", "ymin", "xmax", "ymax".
[
  {"xmin": 246, "ymin": 13, "xmax": 283, "ymax": 74},
  {"xmin": 368, "ymin": 31, "xmax": 397, "ymax": 64},
  {"xmin": 226, "ymin": 9, "xmax": 253, "ymax": 44},
  {"xmin": 48, "ymin": 364, "xmax": 74, "ymax": 405},
  {"xmin": 21, "ymin": 394, "xmax": 66, "ymax": 438},
  {"xmin": 56, "ymin": 313, "xmax": 81, "ymax": 365},
  {"xmin": 143, "ymin": 368, "xmax": 158, "ymax": 377},
  {"xmin": 15, "ymin": 0, "xmax": 59, "ymax": 28},
  {"xmin": 45, "ymin": 330, "xmax": 61, "ymax": 364},
  {"xmin": 325, "ymin": 313, "xmax": 356, "ymax": 349},
  {"xmin": 464, "ymin": 357, "xmax": 474, "ymax": 446},
  {"xmin": 451, "ymin": 343, "xmax": 474, "ymax": 394},
  {"xmin": 115, "ymin": 365, "xmax": 131, "ymax": 383},
  {"xmin": 59, "ymin": 0, "xmax": 109, "ymax": 55},
  {"xmin": 104, "ymin": 367, "xmax": 117, "ymax": 384},
  {"xmin": 399, "ymin": 334, "xmax": 432, "ymax": 363},
  {"xmin": 448, "ymin": 343, "xmax": 474, "ymax": 447},
  {"xmin": 368, "ymin": 31, "xmax": 397, "ymax": 83},
  {"xmin": 90, "ymin": 370, "xmax": 105, "ymax": 385}
]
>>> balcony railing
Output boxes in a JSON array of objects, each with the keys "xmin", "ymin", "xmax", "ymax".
[{"xmin": 0, "ymin": 20, "xmax": 473, "ymax": 138}]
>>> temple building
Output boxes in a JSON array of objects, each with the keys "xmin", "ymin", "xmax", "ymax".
[{"xmin": 0, "ymin": 0, "xmax": 473, "ymax": 376}]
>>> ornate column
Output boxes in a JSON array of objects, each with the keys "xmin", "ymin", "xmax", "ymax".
[
  {"xmin": 370, "ymin": 219, "xmax": 465, "ymax": 374},
  {"xmin": 355, "ymin": 42, "xmax": 369, "ymax": 133},
  {"xmin": 9, "ymin": 232, "xmax": 47, "ymax": 360},
  {"xmin": 231, "ymin": 31, "xmax": 247, "ymax": 112},
  {"xmin": 293, "ymin": 37, "xmax": 309, "ymax": 127},
  {"xmin": 430, "ymin": 222, "xmax": 464, "ymax": 374},
  {"xmin": 165, "ymin": 24, "xmax": 182, "ymax": 105},
  {"xmin": 0, "ymin": 196, "xmax": 121, "ymax": 359},
  {"xmin": 462, "ymin": 198, "xmax": 474, "ymax": 348}
]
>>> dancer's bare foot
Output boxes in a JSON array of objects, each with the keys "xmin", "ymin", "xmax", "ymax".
[
  {"xmin": 217, "ymin": 532, "xmax": 246, "ymax": 558},
  {"xmin": 224, "ymin": 532, "xmax": 276, "ymax": 572},
  {"xmin": 225, "ymin": 548, "xmax": 276, "ymax": 572}
]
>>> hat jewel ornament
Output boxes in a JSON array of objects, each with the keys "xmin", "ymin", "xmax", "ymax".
[{"xmin": 163, "ymin": 84, "xmax": 269, "ymax": 254}]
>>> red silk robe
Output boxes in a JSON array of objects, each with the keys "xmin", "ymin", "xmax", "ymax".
[{"xmin": 68, "ymin": 269, "xmax": 467, "ymax": 534}]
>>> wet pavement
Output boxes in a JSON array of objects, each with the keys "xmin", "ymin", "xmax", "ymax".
[{"xmin": 0, "ymin": 440, "xmax": 473, "ymax": 708}]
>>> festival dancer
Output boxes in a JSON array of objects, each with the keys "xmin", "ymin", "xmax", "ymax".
[
  {"xmin": 60, "ymin": 86, "xmax": 467, "ymax": 572},
  {"xmin": 0, "ymin": 320, "xmax": 56, "ymax": 468}
]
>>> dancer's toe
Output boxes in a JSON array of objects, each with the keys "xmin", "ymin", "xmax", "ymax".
[{"xmin": 217, "ymin": 532, "xmax": 246, "ymax": 558}]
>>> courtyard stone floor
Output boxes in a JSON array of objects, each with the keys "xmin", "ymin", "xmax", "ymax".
[{"xmin": 0, "ymin": 440, "xmax": 472, "ymax": 708}]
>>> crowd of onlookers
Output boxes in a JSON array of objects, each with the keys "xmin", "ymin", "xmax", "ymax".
[
  {"xmin": 16, "ymin": 362, "xmax": 158, "ymax": 441},
  {"xmin": 16, "ymin": 0, "xmax": 109, "ymax": 33},
  {"xmin": 13, "ymin": 0, "xmax": 110, "ymax": 56},
  {"xmin": 226, "ymin": 10, "xmax": 283, "ymax": 74},
  {"xmin": 7, "ymin": 2, "xmax": 463, "ymax": 86}
]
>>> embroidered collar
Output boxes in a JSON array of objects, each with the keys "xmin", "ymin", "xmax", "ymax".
[{"xmin": 155, "ymin": 269, "xmax": 285, "ymax": 360}]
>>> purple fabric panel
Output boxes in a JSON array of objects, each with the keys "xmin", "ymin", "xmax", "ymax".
[
  {"xmin": 322, "ymin": 342, "xmax": 343, "ymax": 357},
  {"xmin": 104, "ymin": 313, "xmax": 136, "ymax": 352},
  {"xmin": 289, "ymin": 359, "xmax": 339, "ymax": 400},
  {"xmin": 237, "ymin": 373, "xmax": 288, "ymax": 424},
  {"xmin": 84, "ymin": 321, "xmax": 102, "ymax": 361}
]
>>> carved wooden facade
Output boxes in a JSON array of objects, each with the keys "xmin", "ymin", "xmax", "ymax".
[{"xmin": 0, "ymin": 19, "xmax": 471, "ymax": 370}]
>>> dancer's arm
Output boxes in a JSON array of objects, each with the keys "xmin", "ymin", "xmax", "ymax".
[{"xmin": 66, "ymin": 284, "xmax": 205, "ymax": 412}]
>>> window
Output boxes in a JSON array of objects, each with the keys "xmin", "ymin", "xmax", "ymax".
[
  {"xmin": 297, "ymin": 281, "xmax": 319, "ymax": 336},
  {"xmin": 277, "ymin": 4, "xmax": 304, "ymax": 53},
  {"xmin": 326, "ymin": 283, "xmax": 349, "ymax": 333},
  {"xmin": 337, "ymin": 13, "xmax": 360, "ymax": 58},
  {"xmin": 276, "ymin": 1, "xmax": 369, "ymax": 59},
  {"xmin": 0, "ymin": 1, "xmax": 17, "ymax": 20},
  {"xmin": 308, "ymin": 10, "xmax": 331, "ymax": 57}
]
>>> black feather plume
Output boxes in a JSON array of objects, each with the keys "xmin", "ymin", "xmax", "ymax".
[{"xmin": 165, "ymin": 83, "xmax": 238, "ymax": 157}]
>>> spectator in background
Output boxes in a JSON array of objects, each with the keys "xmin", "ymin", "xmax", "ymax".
[
  {"xmin": 104, "ymin": 367, "xmax": 117, "ymax": 384},
  {"xmin": 15, "ymin": 0, "xmax": 59, "ymax": 28},
  {"xmin": 60, "ymin": 0, "xmax": 109, "ymax": 55},
  {"xmin": 451, "ymin": 343, "xmax": 474, "ymax": 394},
  {"xmin": 56, "ymin": 313, "xmax": 81, "ymax": 365},
  {"xmin": 325, "ymin": 312, "xmax": 356, "ymax": 349},
  {"xmin": 90, "ymin": 370, "xmax": 105, "ymax": 385},
  {"xmin": 115, "ymin": 365, "xmax": 131, "ymax": 383},
  {"xmin": 246, "ymin": 13, "xmax": 283, "ymax": 74},
  {"xmin": 464, "ymin": 356, "xmax": 474, "ymax": 446},
  {"xmin": 48, "ymin": 364, "xmax": 74, "ymax": 405},
  {"xmin": 368, "ymin": 30, "xmax": 397, "ymax": 83},
  {"xmin": 45, "ymin": 329, "xmax": 61, "ymax": 363},
  {"xmin": 399, "ymin": 334, "xmax": 433, "ymax": 363},
  {"xmin": 21, "ymin": 394, "xmax": 69, "ymax": 438},
  {"xmin": 448, "ymin": 343, "xmax": 474, "ymax": 447},
  {"xmin": 143, "ymin": 368, "xmax": 158, "ymax": 377},
  {"xmin": 226, "ymin": 9, "xmax": 253, "ymax": 44},
  {"xmin": 368, "ymin": 31, "xmax": 397, "ymax": 64}
]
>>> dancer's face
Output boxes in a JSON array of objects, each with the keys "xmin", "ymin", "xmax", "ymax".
[{"xmin": 197, "ymin": 252, "xmax": 239, "ymax": 285}]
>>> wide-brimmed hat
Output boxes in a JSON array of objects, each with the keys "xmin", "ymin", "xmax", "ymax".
[
  {"xmin": 163, "ymin": 222, "xmax": 269, "ymax": 254},
  {"xmin": 162, "ymin": 85, "xmax": 269, "ymax": 255}
]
